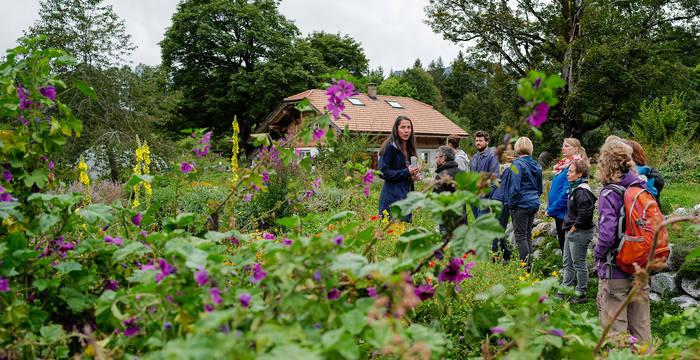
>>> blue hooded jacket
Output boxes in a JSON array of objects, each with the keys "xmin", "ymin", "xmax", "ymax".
[
  {"xmin": 546, "ymin": 168, "xmax": 570, "ymax": 219},
  {"xmin": 502, "ymin": 156, "xmax": 543, "ymax": 210},
  {"xmin": 378, "ymin": 142, "xmax": 414, "ymax": 219}
]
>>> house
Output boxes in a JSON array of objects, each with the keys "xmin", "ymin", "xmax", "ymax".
[{"xmin": 254, "ymin": 84, "xmax": 468, "ymax": 168}]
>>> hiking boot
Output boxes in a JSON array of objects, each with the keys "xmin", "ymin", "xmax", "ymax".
[
  {"xmin": 569, "ymin": 294, "xmax": 587, "ymax": 304},
  {"xmin": 554, "ymin": 292, "xmax": 568, "ymax": 300}
]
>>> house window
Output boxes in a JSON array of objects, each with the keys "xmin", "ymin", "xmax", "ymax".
[
  {"xmin": 347, "ymin": 98, "xmax": 365, "ymax": 106},
  {"xmin": 386, "ymin": 100, "xmax": 403, "ymax": 108}
]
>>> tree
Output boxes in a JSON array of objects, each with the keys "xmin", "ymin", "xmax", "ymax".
[
  {"xmin": 425, "ymin": 0, "xmax": 700, "ymax": 138},
  {"xmin": 402, "ymin": 68, "xmax": 443, "ymax": 109},
  {"xmin": 24, "ymin": 0, "xmax": 163, "ymax": 180},
  {"xmin": 305, "ymin": 31, "xmax": 369, "ymax": 77},
  {"xmin": 377, "ymin": 76, "xmax": 417, "ymax": 98},
  {"xmin": 161, "ymin": 0, "xmax": 323, "ymax": 149}
]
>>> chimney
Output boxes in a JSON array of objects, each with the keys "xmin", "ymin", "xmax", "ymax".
[{"xmin": 367, "ymin": 83, "xmax": 377, "ymax": 99}]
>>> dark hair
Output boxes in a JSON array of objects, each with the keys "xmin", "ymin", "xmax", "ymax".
[
  {"xmin": 571, "ymin": 159, "xmax": 590, "ymax": 178},
  {"xmin": 446, "ymin": 135, "xmax": 461, "ymax": 149},
  {"xmin": 625, "ymin": 140, "xmax": 647, "ymax": 166},
  {"xmin": 379, "ymin": 116, "xmax": 417, "ymax": 157},
  {"xmin": 474, "ymin": 130, "xmax": 490, "ymax": 143}
]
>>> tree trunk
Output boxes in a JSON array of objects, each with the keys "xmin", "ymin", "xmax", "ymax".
[
  {"xmin": 106, "ymin": 144, "xmax": 119, "ymax": 181},
  {"xmin": 560, "ymin": 0, "xmax": 584, "ymax": 138}
]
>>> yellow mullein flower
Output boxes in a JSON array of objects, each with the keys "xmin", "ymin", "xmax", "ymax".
[
  {"xmin": 231, "ymin": 116, "xmax": 240, "ymax": 182},
  {"xmin": 78, "ymin": 155, "xmax": 91, "ymax": 204},
  {"xmin": 552, "ymin": 271, "xmax": 559, "ymax": 278}
]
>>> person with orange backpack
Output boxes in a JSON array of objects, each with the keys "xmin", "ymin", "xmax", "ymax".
[{"xmin": 594, "ymin": 140, "xmax": 670, "ymax": 344}]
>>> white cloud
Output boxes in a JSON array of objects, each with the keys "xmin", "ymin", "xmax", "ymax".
[{"xmin": 0, "ymin": 0, "xmax": 464, "ymax": 73}]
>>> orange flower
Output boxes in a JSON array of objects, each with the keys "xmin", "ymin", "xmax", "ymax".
[
  {"xmin": 426, "ymin": 277, "xmax": 433, "ymax": 283},
  {"xmin": 429, "ymin": 261, "xmax": 436, "ymax": 268},
  {"xmin": 370, "ymin": 215, "xmax": 379, "ymax": 221},
  {"xmin": 388, "ymin": 229, "xmax": 394, "ymax": 234}
]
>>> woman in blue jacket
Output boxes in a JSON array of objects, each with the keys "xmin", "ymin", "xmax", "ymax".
[
  {"xmin": 378, "ymin": 116, "xmax": 420, "ymax": 221},
  {"xmin": 502, "ymin": 137, "xmax": 542, "ymax": 271},
  {"xmin": 546, "ymin": 138, "xmax": 586, "ymax": 251}
]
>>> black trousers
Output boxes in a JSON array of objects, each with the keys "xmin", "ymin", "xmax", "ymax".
[
  {"xmin": 555, "ymin": 217, "xmax": 566, "ymax": 251},
  {"xmin": 492, "ymin": 206, "xmax": 512, "ymax": 261},
  {"xmin": 512, "ymin": 207, "xmax": 537, "ymax": 271}
]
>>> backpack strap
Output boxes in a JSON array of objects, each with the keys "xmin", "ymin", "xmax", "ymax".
[{"xmin": 602, "ymin": 184, "xmax": 627, "ymax": 283}]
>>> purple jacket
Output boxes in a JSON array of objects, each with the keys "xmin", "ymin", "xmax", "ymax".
[{"xmin": 594, "ymin": 171, "xmax": 646, "ymax": 279}]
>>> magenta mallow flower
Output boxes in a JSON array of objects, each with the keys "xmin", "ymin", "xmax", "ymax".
[
  {"xmin": 283, "ymin": 238, "xmax": 292, "ymax": 247},
  {"xmin": 627, "ymin": 335, "xmax": 637, "ymax": 345},
  {"xmin": 104, "ymin": 235, "xmax": 123, "ymax": 247},
  {"xmin": 263, "ymin": 233, "xmax": 274, "ymax": 240},
  {"xmin": 332, "ymin": 235, "xmax": 343, "ymax": 245},
  {"xmin": 244, "ymin": 194, "xmax": 253, "ymax": 203},
  {"xmin": 527, "ymin": 102, "xmax": 550, "ymax": 127},
  {"xmin": 16, "ymin": 85, "xmax": 32, "ymax": 110},
  {"xmin": 363, "ymin": 171, "xmax": 374, "ymax": 185},
  {"xmin": 239, "ymin": 293, "xmax": 251, "ymax": 308},
  {"xmin": 155, "ymin": 259, "xmax": 177, "ymax": 283},
  {"xmin": 364, "ymin": 185, "xmax": 370, "ymax": 197},
  {"xmin": 548, "ymin": 329, "xmax": 564, "ymax": 337},
  {"xmin": 414, "ymin": 284, "xmax": 435, "ymax": 301},
  {"xmin": 180, "ymin": 162, "xmax": 193, "ymax": 173},
  {"xmin": 132, "ymin": 213, "xmax": 142, "ymax": 226},
  {"xmin": 261, "ymin": 171, "xmax": 270, "ymax": 183},
  {"xmin": 497, "ymin": 339, "xmax": 506, "ymax": 346},
  {"xmin": 209, "ymin": 287, "xmax": 222, "ymax": 304},
  {"xmin": 123, "ymin": 318, "xmax": 140, "ymax": 337},
  {"xmin": 313, "ymin": 177, "xmax": 321, "ymax": 188},
  {"xmin": 251, "ymin": 262, "xmax": 267, "ymax": 283},
  {"xmin": 533, "ymin": 77, "xmax": 541, "ymax": 89},
  {"xmin": 367, "ymin": 287, "xmax": 377, "ymax": 298},
  {"xmin": 327, "ymin": 288, "xmax": 339, "ymax": 300},
  {"xmin": 491, "ymin": 327, "xmax": 504, "ymax": 334},
  {"xmin": 438, "ymin": 258, "xmax": 475, "ymax": 283},
  {"xmin": 39, "ymin": 86, "xmax": 56, "ymax": 101},
  {"xmin": 204, "ymin": 304, "xmax": 213, "ymax": 312},
  {"xmin": 313, "ymin": 129, "xmax": 325, "ymax": 141},
  {"xmin": 2, "ymin": 170, "xmax": 12, "ymax": 182},
  {"xmin": 102, "ymin": 280, "xmax": 119, "ymax": 291},
  {"xmin": 0, "ymin": 277, "xmax": 9, "ymax": 292},
  {"xmin": 194, "ymin": 267, "xmax": 209, "ymax": 286},
  {"xmin": 539, "ymin": 295, "xmax": 548, "ymax": 303}
]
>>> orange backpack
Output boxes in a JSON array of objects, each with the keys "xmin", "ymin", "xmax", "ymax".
[{"xmin": 605, "ymin": 184, "xmax": 670, "ymax": 274}]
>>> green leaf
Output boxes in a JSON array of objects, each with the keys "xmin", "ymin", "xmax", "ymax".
[
  {"xmin": 0, "ymin": 201, "xmax": 24, "ymax": 221},
  {"xmin": 325, "ymin": 211, "xmax": 355, "ymax": 226},
  {"xmin": 40, "ymin": 324, "xmax": 67, "ymax": 343},
  {"xmin": 331, "ymin": 253, "xmax": 368, "ymax": 275},
  {"xmin": 251, "ymin": 133, "xmax": 271, "ymax": 147},
  {"xmin": 275, "ymin": 216, "xmax": 300, "ymax": 229},
  {"xmin": 125, "ymin": 173, "xmax": 153, "ymax": 188},
  {"xmin": 391, "ymin": 192, "xmax": 428, "ymax": 220},
  {"xmin": 73, "ymin": 79, "xmax": 96, "ymax": 100},
  {"xmin": 78, "ymin": 203, "xmax": 115, "ymax": 224},
  {"xmin": 55, "ymin": 55, "xmax": 77, "ymax": 65},
  {"xmin": 34, "ymin": 277, "xmax": 62, "ymax": 291},
  {"xmin": 341, "ymin": 309, "xmax": 365, "ymax": 335},
  {"xmin": 38, "ymin": 214, "xmax": 60, "ymax": 232},
  {"xmin": 59, "ymin": 287, "xmax": 94, "ymax": 313},
  {"xmin": 54, "ymin": 261, "xmax": 82, "ymax": 274},
  {"xmin": 22, "ymin": 169, "xmax": 48, "ymax": 188},
  {"xmin": 686, "ymin": 246, "xmax": 700, "ymax": 261},
  {"xmin": 544, "ymin": 74, "xmax": 566, "ymax": 89},
  {"xmin": 259, "ymin": 345, "xmax": 322, "ymax": 360},
  {"xmin": 112, "ymin": 242, "xmax": 151, "ymax": 263},
  {"xmin": 321, "ymin": 328, "xmax": 344, "ymax": 348},
  {"xmin": 333, "ymin": 331, "xmax": 359, "ymax": 360},
  {"xmin": 451, "ymin": 214, "xmax": 504, "ymax": 261}
]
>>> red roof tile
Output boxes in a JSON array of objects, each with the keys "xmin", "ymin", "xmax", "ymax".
[{"xmin": 284, "ymin": 90, "xmax": 468, "ymax": 137}]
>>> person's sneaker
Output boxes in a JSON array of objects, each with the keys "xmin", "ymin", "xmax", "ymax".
[{"xmin": 569, "ymin": 294, "xmax": 587, "ymax": 304}]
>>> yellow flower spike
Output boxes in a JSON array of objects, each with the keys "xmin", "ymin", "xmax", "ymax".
[
  {"xmin": 519, "ymin": 262, "xmax": 526, "ymax": 267},
  {"xmin": 526, "ymin": 273, "xmax": 530, "ymax": 278},
  {"xmin": 231, "ymin": 116, "xmax": 240, "ymax": 182},
  {"xmin": 552, "ymin": 271, "xmax": 559, "ymax": 278},
  {"xmin": 519, "ymin": 276, "xmax": 525, "ymax": 281}
]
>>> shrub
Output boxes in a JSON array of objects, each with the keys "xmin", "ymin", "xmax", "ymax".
[
  {"xmin": 631, "ymin": 95, "xmax": 696, "ymax": 147},
  {"xmin": 315, "ymin": 130, "xmax": 376, "ymax": 188},
  {"xmin": 65, "ymin": 179, "xmax": 125, "ymax": 205}
]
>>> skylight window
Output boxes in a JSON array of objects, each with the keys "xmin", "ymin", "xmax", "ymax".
[
  {"xmin": 386, "ymin": 100, "xmax": 403, "ymax": 108},
  {"xmin": 347, "ymin": 98, "xmax": 365, "ymax": 106}
]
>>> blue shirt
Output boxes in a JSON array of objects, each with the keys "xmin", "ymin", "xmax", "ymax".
[{"xmin": 470, "ymin": 148, "xmax": 500, "ymax": 197}]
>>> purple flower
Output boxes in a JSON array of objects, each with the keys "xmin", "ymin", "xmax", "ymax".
[
  {"xmin": 491, "ymin": 327, "xmax": 504, "ymax": 334},
  {"xmin": 503, "ymin": 134, "xmax": 511, "ymax": 145},
  {"xmin": 49, "ymin": 161, "xmax": 54, "ymax": 170},
  {"xmin": 367, "ymin": 287, "xmax": 377, "ymax": 297},
  {"xmin": 527, "ymin": 103, "xmax": 550, "ymax": 127},
  {"xmin": 20, "ymin": 116, "xmax": 28, "ymax": 126},
  {"xmin": 164, "ymin": 322, "xmax": 173, "ymax": 330},
  {"xmin": 251, "ymin": 262, "xmax": 267, "ymax": 282},
  {"xmin": 141, "ymin": 261, "xmax": 157, "ymax": 271},
  {"xmin": 327, "ymin": 288, "xmax": 339, "ymax": 300},
  {"xmin": 539, "ymin": 295, "xmax": 548, "ymax": 303},
  {"xmin": 283, "ymin": 238, "xmax": 292, "ymax": 247},
  {"xmin": 132, "ymin": 213, "xmax": 142, "ymax": 226},
  {"xmin": 533, "ymin": 77, "xmax": 541, "ymax": 89},
  {"xmin": 2, "ymin": 170, "xmax": 12, "ymax": 182},
  {"xmin": 433, "ymin": 249, "xmax": 444, "ymax": 261},
  {"xmin": 104, "ymin": 235, "xmax": 123, "ymax": 247},
  {"xmin": 455, "ymin": 285, "xmax": 462, "ymax": 293},
  {"xmin": 313, "ymin": 177, "xmax": 321, "ymax": 188},
  {"xmin": 244, "ymin": 194, "xmax": 253, "ymax": 203},
  {"xmin": 363, "ymin": 171, "xmax": 374, "ymax": 185},
  {"xmin": 209, "ymin": 287, "xmax": 222, "ymax": 304},
  {"xmin": 39, "ymin": 86, "xmax": 56, "ymax": 101},
  {"xmin": 548, "ymin": 329, "xmax": 564, "ymax": 337},
  {"xmin": 314, "ymin": 323, "xmax": 322, "ymax": 329},
  {"xmin": 364, "ymin": 186, "xmax": 370, "ymax": 197},
  {"xmin": 627, "ymin": 335, "xmax": 637, "ymax": 345},
  {"xmin": 414, "ymin": 284, "xmax": 436, "ymax": 301},
  {"xmin": 155, "ymin": 259, "xmax": 177, "ymax": 283},
  {"xmin": 263, "ymin": 233, "xmax": 274, "ymax": 240},
  {"xmin": 239, "ymin": 293, "xmax": 251, "ymax": 308},
  {"xmin": 438, "ymin": 258, "xmax": 474, "ymax": 283},
  {"xmin": 314, "ymin": 271, "xmax": 321, "ymax": 282},
  {"xmin": 313, "ymin": 129, "xmax": 326, "ymax": 141},
  {"xmin": 261, "ymin": 171, "xmax": 270, "ymax": 183},
  {"xmin": 204, "ymin": 304, "xmax": 213, "ymax": 312},
  {"xmin": 102, "ymin": 280, "xmax": 119, "ymax": 291},
  {"xmin": 194, "ymin": 267, "xmax": 209, "ymax": 286},
  {"xmin": 139, "ymin": 230, "xmax": 148, "ymax": 237},
  {"xmin": 16, "ymin": 85, "xmax": 32, "ymax": 109},
  {"xmin": 123, "ymin": 318, "xmax": 140, "ymax": 337},
  {"xmin": 180, "ymin": 162, "xmax": 193, "ymax": 173},
  {"xmin": 497, "ymin": 339, "xmax": 506, "ymax": 346},
  {"xmin": 538, "ymin": 315, "xmax": 548, "ymax": 323},
  {"xmin": 332, "ymin": 235, "xmax": 343, "ymax": 245},
  {"xmin": 0, "ymin": 277, "xmax": 9, "ymax": 292}
]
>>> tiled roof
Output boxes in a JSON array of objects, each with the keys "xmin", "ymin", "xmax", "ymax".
[{"xmin": 284, "ymin": 90, "xmax": 468, "ymax": 137}]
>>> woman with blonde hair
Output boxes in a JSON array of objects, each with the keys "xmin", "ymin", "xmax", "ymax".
[
  {"xmin": 501, "ymin": 137, "xmax": 543, "ymax": 270},
  {"xmin": 546, "ymin": 138, "xmax": 587, "ymax": 251},
  {"xmin": 594, "ymin": 140, "xmax": 651, "ymax": 343}
]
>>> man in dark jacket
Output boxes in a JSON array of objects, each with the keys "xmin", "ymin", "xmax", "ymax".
[
  {"xmin": 434, "ymin": 146, "xmax": 463, "ymax": 193},
  {"xmin": 470, "ymin": 131, "xmax": 500, "ymax": 219}
]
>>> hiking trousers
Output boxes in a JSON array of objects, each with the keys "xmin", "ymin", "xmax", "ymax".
[{"xmin": 596, "ymin": 278, "xmax": 651, "ymax": 344}]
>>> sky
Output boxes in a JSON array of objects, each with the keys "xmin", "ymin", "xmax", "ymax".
[{"xmin": 0, "ymin": 0, "xmax": 465, "ymax": 75}]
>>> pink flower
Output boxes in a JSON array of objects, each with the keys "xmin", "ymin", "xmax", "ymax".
[
  {"xmin": 239, "ymin": 293, "xmax": 251, "ymax": 308},
  {"xmin": 364, "ymin": 185, "xmax": 370, "ymax": 197},
  {"xmin": 209, "ymin": 287, "xmax": 222, "ymax": 304},
  {"xmin": 367, "ymin": 287, "xmax": 377, "ymax": 297},
  {"xmin": 327, "ymin": 288, "xmax": 339, "ymax": 300},
  {"xmin": 132, "ymin": 213, "xmax": 142, "ymax": 226},
  {"xmin": 180, "ymin": 162, "xmax": 193, "ymax": 173},
  {"xmin": 313, "ymin": 129, "xmax": 325, "ymax": 140},
  {"xmin": 527, "ymin": 103, "xmax": 549, "ymax": 127},
  {"xmin": 194, "ymin": 267, "xmax": 208, "ymax": 286},
  {"xmin": 0, "ymin": 277, "xmax": 9, "ymax": 292}
]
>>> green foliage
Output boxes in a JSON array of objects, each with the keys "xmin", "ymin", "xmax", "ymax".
[
  {"xmin": 305, "ymin": 31, "xmax": 369, "ymax": 77},
  {"xmin": 377, "ymin": 76, "xmax": 417, "ymax": 98},
  {"xmin": 314, "ymin": 129, "xmax": 374, "ymax": 188},
  {"xmin": 632, "ymin": 95, "xmax": 696, "ymax": 146}
]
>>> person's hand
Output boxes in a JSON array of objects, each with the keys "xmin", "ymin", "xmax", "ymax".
[
  {"xmin": 569, "ymin": 226, "xmax": 577, "ymax": 233},
  {"xmin": 544, "ymin": 210, "xmax": 550, "ymax": 217}
]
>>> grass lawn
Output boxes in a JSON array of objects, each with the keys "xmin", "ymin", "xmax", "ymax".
[{"xmin": 661, "ymin": 183, "xmax": 700, "ymax": 247}]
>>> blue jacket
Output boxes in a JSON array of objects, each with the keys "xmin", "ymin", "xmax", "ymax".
[
  {"xmin": 470, "ymin": 148, "xmax": 500, "ymax": 197},
  {"xmin": 502, "ymin": 156, "xmax": 543, "ymax": 210},
  {"xmin": 490, "ymin": 165, "xmax": 511, "ymax": 202},
  {"xmin": 378, "ymin": 142, "xmax": 414, "ymax": 219},
  {"xmin": 547, "ymin": 168, "xmax": 570, "ymax": 219}
]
